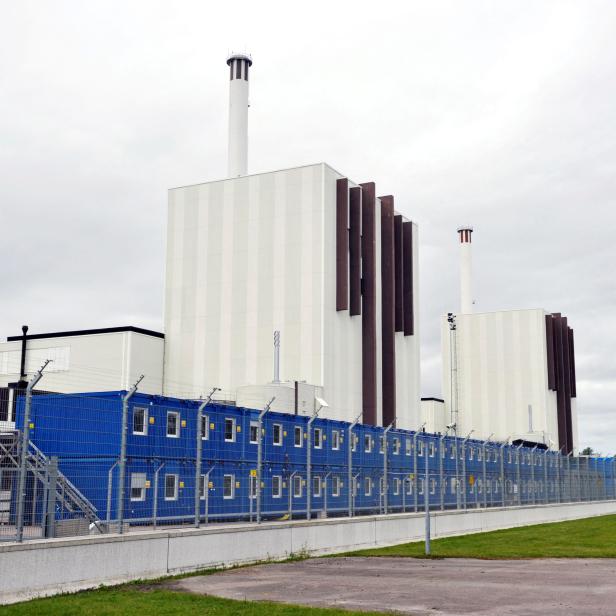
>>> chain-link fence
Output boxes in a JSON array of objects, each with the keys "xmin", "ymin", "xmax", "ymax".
[{"xmin": 1, "ymin": 380, "xmax": 614, "ymax": 542}]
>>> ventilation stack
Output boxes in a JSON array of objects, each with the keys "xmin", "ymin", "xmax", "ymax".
[
  {"xmin": 457, "ymin": 226, "xmax": 473, "ymax": 314},
  {"xmin": 226, "ymin": 52, "xmax": 252, "ymax": 178}
]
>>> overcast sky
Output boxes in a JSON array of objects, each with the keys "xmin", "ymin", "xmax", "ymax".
[{"xmin": 1, "ymin": 1, "xmax": 615, "ymax": 452}]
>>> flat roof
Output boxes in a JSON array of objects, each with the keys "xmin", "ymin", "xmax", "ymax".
[{"xmin": 7, "ymin": 326, "xmax": 164, "ymax": 342}]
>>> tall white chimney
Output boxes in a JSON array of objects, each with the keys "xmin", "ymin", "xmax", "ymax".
[
  {"xmin": 457, "ymin": 226, "xmax": 473, "ymax": 314},
  {"xmin": 226, "ymin": 52, "xmax": 252, "ymax": 178}
]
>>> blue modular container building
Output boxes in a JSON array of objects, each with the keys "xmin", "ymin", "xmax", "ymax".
[{"xmin": 7, "ymin": 390, "xmax": 616, "ymax": 531}]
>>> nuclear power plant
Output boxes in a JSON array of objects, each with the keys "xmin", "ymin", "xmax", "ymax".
[{"xmin": 2, "ymin": 53, "xmax": 608, "ymax": 564}]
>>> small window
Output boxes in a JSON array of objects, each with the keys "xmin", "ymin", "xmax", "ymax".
[
  {"xmin": 393, "ymin": 478, "xmax": 400, "ymax": 495},
  {"xmin": 130, "ymin": 473, "xmax": 146, "ymax": 501},
  {"xmin": 379, "ymin": 477, "xmax": 385, "ymax": 495},
  {"xmin": 469, "ymin": 447, "xmax": 474, "ymax": 461},
  {"xmin": 419, "ymin": 478, "xmax": 425, "ymax": 495},
  {"xmin": 250, "ymin": 421, "xmax": 259, "ymax": 444},
  {"xmin": 430, "ymin": 478, "xmax": 436, "ymax": 495},
  {"xmin": 199, "ymin": 474, "xmax": 207, "ymax": 500},
  {"xmin": 450, "ymin": 477, "xmax": 457, "ymax": 494},
  {"xmin": 405, "ymin": 438, "xmax": 412, "ymax": 456},
  {"xmin": 249, "ymin": 475, "xmax": 257, "ymax": 499},
  {"xmin": 508, "ymin": 451, "xmax": 512, "ymax": 464},
  {"xmin": 364, "ymin": 476, "xmax": 372, "ymax": 496},
  {"xmin": 332, "ymin": 476, "xmax": 340, "ymax": 497},
  {"xmin": 272, "ymin": 475, "xmax": 282, "ymax": 498},
  {"xmin": 406, "ymin": 477, "xmax": 413, "ymax": 495},
  {"xmin": 332, "ymin": 430, "xmax": 340, "ymax": 450},
  {"xmin": 223, "ymin": 474, "xmax": 235, "ymax": 499},
  {"xmin": 450, "ymin": 444, "xmax": 456, "ymax": 459},
  {"xmin": 293, "ymin": 475, "xmax": 302, "ymax": 498},
  {"xmin": 393, "ymin": 437, "xmax": 400, "ymax": 455},
  {"xmin": 294, "ymin": 426, "xmax": 303, "ymax": 447},
  {"xmin": 224, "ymin": 418, "xmax": 236, "ymax": 442},
  {"xmin": 364, "ymin": 434, "xmax": 372, "ymax": 453},
  {"xmin": 133, "ymin": 407, "xmax": 148, "ymax": 435},
  {"xmin": 477, "ymin": 478, "xmax": 483, "ymax": 494},
  {"xmin": 314, "ymin": 428, "xmax": 322, "ymax": 449},
  {"xmin": 200, "ymin": 415, "xmax": 209, "ymax": 440},
  {"xmin": 352, "ymin": 433, "xmax": 358, "ymax": 452},
  {"xmin": 379, "ymin": 436, "xmax": 385, "ymax": 454},
  {"xmin": 273, "ymin": 423, "xmax": 283, "ymax": 446},
  {"xmin": 417, "ymin": 440, "xmax": 424, "ymax": 457},
  {"xmin": 428, "ymin": 442, "xmax": 435, "ymax": 457},
  {"xmin": 166, "ymin": 411, "xmax": 180, "ymax": 438},
  {"xmin": 164, "ymin": 474, "xmax": 178, "ymax": 500},
  {"xmin": 477, "ymin": 448, "xmax": 483, "ymax": 462},
  {"xmin": 441, "ymin": 442, "xmax": 446, "ymax": 458},
  {"xmin": 313, "ymin": 475, "xmax": 321, "ymax": 497}
]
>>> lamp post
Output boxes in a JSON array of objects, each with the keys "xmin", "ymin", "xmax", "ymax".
[
  {"xmin": 530, "ymin": 445, "xmax": 538, "ymax": 505},
  {"xmin": 413, "ymin": 422, "xmax": 426, "ymax": 513},
  {"xmin": 516, "ymin": 443, "xmax": 523, "ymax": 506}
]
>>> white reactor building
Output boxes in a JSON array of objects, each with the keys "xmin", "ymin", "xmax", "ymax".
[
  {"xmin": 162, "ymin": 54, "xmax": 421, "ymax": 428},
  {"xmin": 439, "ymin": 227, "xmax": 578, "ymax": 453}
]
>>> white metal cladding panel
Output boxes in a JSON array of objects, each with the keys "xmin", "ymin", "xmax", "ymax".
[
  {"xmin": 163, "ymin": 164, "xmax": 325, "ymax": 399},
  {"xmin": 394, "ymin": 222, "xmax": 420, "ymax": 430},
  {"xmin": 442, "ymin": 309, "xmax": 559, "ymax": 447},
  {"xmin": 322, "ymin": 165, "xmax": 363, "ymax": 423}
]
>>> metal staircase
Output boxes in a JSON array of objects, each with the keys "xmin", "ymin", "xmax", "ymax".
[{"xmin": 0, "ymin": 431, "xmax": 102, "ymax": 533}]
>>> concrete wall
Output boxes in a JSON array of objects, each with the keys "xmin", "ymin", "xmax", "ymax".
[
  {"xmin": 2, "ymin": 500, "xmax": 615, "ymax": 605},
  {"xmin": 441, "ymin": 308, "xmax": 561, "ymax": 447}
]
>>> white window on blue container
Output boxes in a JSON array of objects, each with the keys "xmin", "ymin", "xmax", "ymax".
[
  {"xmin": 133, "ymin": 407, "xmax": 148, "ymax": 436},
  {"xmin": 166, "ymin": 411, "xmax": 180, "ymax": 438},
  {"xmin": 201, "ymin": 415, "xmax": 209, "ymax": 440},
  {"xmin": 332, "ymin": 430, "xmax": 340, "ymax": 450},
  {"xmin": 393, "ymin": 437, "xmax": 400, "ymax": 455},
  {"xmin": 419, "ymin": 478, "xmax": 425, "ymax": 495},
  {"xmin": 249, "ymin": 421, "xmax": 259, "ymax": 444},
  {"xmin": 293, "ymin": 475, "xmax": 302, "ymax": 498},
  {"xmin": 407, "ymin": 477, "xmax": 413, "ymax": 495},
  {"xmin": 450, "ymin": 477, "xmax": 457, "ymax": 495},
  {"xmin": 224, "ymin": 418, "xmax": 236, "ymax": 442},
  {"xmin": 379, "ymin": 477, "xmax": 385, "ymax": 495},
  {"xmin": 164, "ymin": 474, "xmax": 178, "ymax": 501},
  {"xmin": 379, "ymin": 436, "xmax": 385, "ymax": 454},
  {"xmin": 417, "ymin": 440, "xmax": 424, "ymax": 457},
  {"xmin": 508, "ymin": 450, "xmax": 512, "ymax": 464},
  {"xmin": 393, "ymin": 478, "xmax": 400, "ymax": 495},
  {"xmin": 364, "ymin": 434, "xmax": 372, "ymax": 453},
  {"xmin": 314, "ymin": 427, "xmax": 322, "ymax": 449},
  {"xmin": 294, "ymin": 426, "xmax": 303, "ymax": 447},
  {"xmin": 130, "ymin": 473, "xmax": 146, "ymax": 501},
  {"xmin": 477, "ymin": 447, "xmax": 482, "ymax": 462},
  {"xmin": 249, "ymin": 475, "xmax": 257, "ymax": 499},
  {"xmin": 441, "ymin": 442, "xmax": 446, "ymax": 458},
  {"xmin": 332, "ymin": 476, "xmax": 340, "ymax": 497},
  {"xmin": 313, "ymin": 475, "xmax": 321, "ymax": 497},
  {"xmin": 199, "ymin": 474, "xmax": 207, "ymax": 500},
  {"xmin": 352, "ymin": 433, "xmax": 358, "ymax": 452},
  {"xmin": 272, "ymin": 475, "xmax": 282, "ymax": 498},
  {"xmin": 364, "ymin": 476, "xmax": 372, "ymax": 496},
  {"xmin": 468, "ymin": 447, "xmax": 474, "ymax": 461},
  {"xmin": 223, "ymin": 474, "xmax": 235, "ymax": 499},
  {"xmin": 273, "ymin": 423, "xmax": 283, "ymax": 446},
  {"xmin": 450, "ymin": 444, "xmax": 456, "ymax": 459},
  {"xmin": 428, "ymin": 441, "xmax": 435, "ymax": 457},
  {"xmin": 430, "ymin": 478, "xmax": 436, "ymax": 495},
  {"xmin": 477, "ymin": 478, "xmax": 483, "ymax": 494},
  {"xmin": 405, "ymin": 438, "xmax": 412, "ymax": 456}
]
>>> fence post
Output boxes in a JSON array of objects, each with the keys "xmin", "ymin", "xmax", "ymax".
[
  {"xmin": 16, "ymin": 360, "xmax": 50, "ymax": 542},
  {"xmin": 383, "ymin": 423, "xmax": 393, "ymax": 514},
  {"xmin": 44, "ymin": 456, "xmax": 58, "ymax": 539},
  {"xmin": 256, "ymin": 398, "xmax": 274, "ymax": 524},
  {"xmin": 106, "ymin": 461, "xmax": 118, "ymax": 530},
  {"xmin": 153, "ymin": 462, "xmax": 164, "ymax": 529},
  {"xmin": 413, "ymin": 432, "xmax": 418, "ymax": 512},
  {"xmin": 482, "ymin": 435, "xmax": 493, "ymax": 509},
  {"xmin": 500, "ymin": 441, "xmax": 507, "ymax": 507},
  {"xmin": 195, "ymin": 387, "xmax": 219, "ymax": 528},
  {"xmin": 439, "ymin": 433, "xmax": 446, "ymax": 511},
  {"xmin": 348, "ymin": 413, "xmax": 360, "ymax": 517},
  {"xmin": 424, "ymin": 439, "xmax": 430, "ymax": 555},
  {"xmin": 544, "ymin": 449, "xmax": 549, "ymax": 504},
  {"xmin": 117, "ymin": 375, "xmax": 144, "ymax": 535},
  {"xmin": 530, "ymin": 445, "xmax": 538, "ymax": 505}
]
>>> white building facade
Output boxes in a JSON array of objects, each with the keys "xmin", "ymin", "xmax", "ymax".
[{"xmin": 163, "ymin": 162, "xmax": 420, "ymax": 428}]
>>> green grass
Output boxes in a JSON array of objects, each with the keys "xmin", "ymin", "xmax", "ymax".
[
  {"xmin": 342, "ymin": 514, "xmax": 616, "ymax": 559},
  {"xmin": 3, "ymin": 587, "xmax": 385, "ymax": 616}
]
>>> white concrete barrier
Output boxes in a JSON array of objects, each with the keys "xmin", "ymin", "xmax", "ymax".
[{"xmin": 2, "ymin": 500, "xmax": 616, "ymax": 604}]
